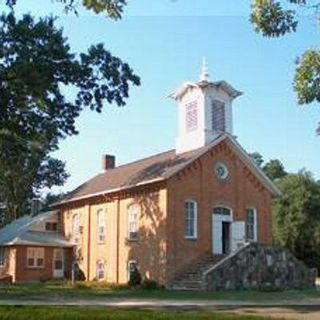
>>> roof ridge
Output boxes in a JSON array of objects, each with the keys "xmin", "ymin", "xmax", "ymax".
[{"xmin": 105, "ymin": 148, "xmax": 176, "ymax": 172}]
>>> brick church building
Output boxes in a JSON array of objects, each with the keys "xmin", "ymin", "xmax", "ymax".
[{"xmin": 0, "ymin": 63, "xmax": 284, "ymax": 285}]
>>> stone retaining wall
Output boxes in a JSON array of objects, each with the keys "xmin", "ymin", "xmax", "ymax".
[{"xmin": 204, "ymin": 243, "xmax": 317, "ymax": 291}]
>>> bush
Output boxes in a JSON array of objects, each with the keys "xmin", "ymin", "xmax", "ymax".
[
  {"xmin": 140, "ymin": 279, "xmax": 159, "ymax": 290},
  {"xmin": 74, "ymin": 263, "xmax": 86, "ymax": 281},
  {"xmin": 128, "ymin": 267, "xmax": 141, "ymax": 287}
]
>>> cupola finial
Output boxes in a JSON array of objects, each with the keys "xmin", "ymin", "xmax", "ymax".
[{"xmin": 199, "ymin": 57, "xmax": 209, "ymax": 82}]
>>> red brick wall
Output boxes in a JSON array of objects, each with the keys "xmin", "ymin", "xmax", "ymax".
[
  {"xmin": 14, "ymin": 245, "xmax": 73, "ymax": 282},
  {"xmin": 166, "ymin": 140, "xmax": 273, "ymax": 281}
]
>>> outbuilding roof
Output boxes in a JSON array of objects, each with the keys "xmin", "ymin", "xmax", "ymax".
[{"xmin": 0, "ymin": 211, "xmax": 72, "ymax": 247}]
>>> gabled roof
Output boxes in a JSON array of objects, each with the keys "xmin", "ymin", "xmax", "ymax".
[
  {"xmin": 55, "ymin": 134, "xmax": 280, "ymax": 206},
  {"xmin": 0, "ymin": 211, "xmax": 72, "ymax": 247}
]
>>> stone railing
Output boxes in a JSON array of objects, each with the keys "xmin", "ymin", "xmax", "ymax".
[{"xmin": 203, "ymin": 243, "xmax": 317, "ymax": 291}]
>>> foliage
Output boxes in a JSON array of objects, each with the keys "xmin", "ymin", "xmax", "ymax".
[
  {"xmin": 74, "ymin": 263, "xmax": 86, "ymax": 281},
  {"xmin": 128, "ymin": 266, "xmax": 142, "ymax": 287},
  {"xmin": 251, "ymin": 0, "xmax": 298, "ymax": 37},
  {"xmin": 248, "ymin": 152, "xmax": 287, "ymax": 181},
  {"xmin": 249, "ymin": 152, "xmax": 264, "ymax": 167},
  {"xmin": 263, "ymin": 159, "xmax": 287, "ymax": 180},
  {"xmin": 294, "ymin": 49, "xmax": 320, "ymax": 105},
  {"xmin": 250, "ymin": 0, "xmax": 320, "ymax": 133},
  {"xmin": 42, "ymin": 192, "xmax": 68, "ymax": 207},
  {"xmin": 0, "ymin": 13, "xmax": 140, "ymax": 222},
  {"xmin": 140, "ymin": 279, "xmax": 160, "ymax": 290},
  {"xmin": 5, "ymin": 0, "xmax": 128, "ymax": 19},
  {"xmin": 272, "ymin": 171, "xmax": 320, "ymax": 269}
]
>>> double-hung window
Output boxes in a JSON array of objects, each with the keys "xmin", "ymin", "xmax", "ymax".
[
  {"xmin": 45, "ymin": 222, "xmax": 58, "ymax": 231},
  {"xmin": 0, "ymin": 247, "xmax": 5, "ymax": 267},
  {"xmin": 185, "ymin": 200, "xmax": 197, "ymax": 239},
  {"xmin": 128, "ymin": 260, "xmax": 138, "ymax": 281},
  {"xmin": 96, "ymin": 260, "xmax": 105, "ymax": 280},
  {"xmin": 128, "ymin": 205, "xmax": 139, "ymax": 240},
  {"xmin": 97, "ymin": 209, "xmax": 106, "ymax": 244},
  {"xmin": 27, "ymin": 247, "xmax": 45, "ymax": 268},
  {"xmin": 72, "ymin": 214, "xmax": 80, "ymax": 244},
  {"xmin": 246, "ymin": 208, "xmax": 257, "ymax": 242}
]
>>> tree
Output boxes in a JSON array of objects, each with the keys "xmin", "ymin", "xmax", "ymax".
[
  {"xmin": 250, "ymin": 0, "xmax": 320, "ymax": 133},
  {"xmin": 263, "ymin": 159, "xmax": 287, "ymax": 180},
  {"xmin": 42, "ymin": 192, "xmax": 68, "ymax": 208},
  {"xmin": 5, "ymin": 0, "xmax": 127, "ymax": 19},
  {"xmin": 272, "ymin": 171, "xmax": 320, "ymax": 269},
  {"xmin": 0, "ymin": 13, "xmax": 140, "ymax": 223},
  {"xmin": 249, "ymin": 152, "xmax": 264, "ymax": 167}
]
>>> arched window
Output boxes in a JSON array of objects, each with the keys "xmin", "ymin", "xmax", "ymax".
[
  {"xmin": 128, "ymin": 204, "xmax": 139, "ymax": 240},
  {"xmin": 185, "ymin": 200, "xmax": 198, "ymax": 239},
  {"xmin": 96, "ymin": 260, "xmax": 105, "ymax": 280},
  {"xmin": 213, "ymin": 206, "xmax": 231, "ymax": 216}
]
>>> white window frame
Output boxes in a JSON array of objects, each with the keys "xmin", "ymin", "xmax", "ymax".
[
  {"xmin": 45, "ymin": 222, "xmax": 58, "ymax": 232},
  {"xmin": 128, "ymin": 260, "xmax": 138, "ymax": 281},
  {"xmin": 27, "ymin": 247, "xmax": 45, "ymax": 269},
  {"xmin": 0, "ymin": 246, "xmax": 5, "ymax": 267},
  {"xmin": 245, "ymin": 208, "xmax": 258, "ymax": 242},
  {"xmin": 184, "ymin": 200, "xmax": 198, "ymax": 239},
  {"xmin": 72, "ymin": 214, "xmax": 80, "ymax": 244},
  {"xmin": 97, "ymin": 209, "xmax": 106, "ymax": 244},
  {"xmin": 128, "ymin": 204, "xmax": 139, "ymax": 240},
  {"xmin": 96, "ymin": 260, "xmax": 105, "ymax": 281}
]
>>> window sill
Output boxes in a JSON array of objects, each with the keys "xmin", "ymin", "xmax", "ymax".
[
  {"xmin": 185, "ymin": 236, "xmax": 198, "ymax": 241},
  {"xmin": 97, "ymin": 242, "xmax": 105, "ymax": 245},
  {"xmin": 126, "ymin": 237, "xmax": 139, "ymax": 242},
  {"xmin": 26, "ymin": 266, "xmax": 45, "ymax": 270}
]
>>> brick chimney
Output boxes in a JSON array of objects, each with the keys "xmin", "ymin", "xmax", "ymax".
[{"xmin": 102, "ymin": 154, "xmax": 116, "ymax": 171}]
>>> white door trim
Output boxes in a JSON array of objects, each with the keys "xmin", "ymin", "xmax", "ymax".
[
  {"xmin": 212, "ymin": 206, "xmax": 233, "ymax": 255},
  {"xmin": 53, "ymin": 248, "xmax": 64, "ymax": 279}
]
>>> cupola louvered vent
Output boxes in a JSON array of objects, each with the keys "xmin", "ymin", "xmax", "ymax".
[{"xmin": 211, "ymin": 100, "xmax": 226, "ymax": 133}]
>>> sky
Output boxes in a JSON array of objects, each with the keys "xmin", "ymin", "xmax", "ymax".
[{"xmin": 12, "ymin": 0, "xmax": 320, "ymax": 194}]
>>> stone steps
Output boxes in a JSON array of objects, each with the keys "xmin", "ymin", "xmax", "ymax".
[{"xmin": 170, "ymin": 254, "xmax": 226, "ymax": 290}]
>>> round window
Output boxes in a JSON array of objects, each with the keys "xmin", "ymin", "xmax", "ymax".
[{"xmin": 215, "ymin": 162, "xmax": 229, "ymax": 180}]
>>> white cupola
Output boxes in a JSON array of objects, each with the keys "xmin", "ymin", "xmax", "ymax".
[{"xmin": 169, "ymin": 59, "xmax": 242, "ymax": 154}]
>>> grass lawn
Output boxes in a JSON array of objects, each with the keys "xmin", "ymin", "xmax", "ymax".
[
  {"xmin": 0, "ymin": 281, "xmax": 319, "ymax": 302},
  {"xmin": 0, "ymin": 306, "xmax": 283, "ymax": 320}
]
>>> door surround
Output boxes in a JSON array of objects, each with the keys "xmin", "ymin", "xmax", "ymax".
[{"xmin": 212, "ymin": 206, "xmax": 233, "ymax": 255}]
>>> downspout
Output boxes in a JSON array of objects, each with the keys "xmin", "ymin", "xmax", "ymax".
[
  {"xmin": 116, "ymin": 197, "xmax": 120, "ymax": 283},
  {"xmin": 87, "ymin": 204, "xmax": 91, "ymax": 280}
]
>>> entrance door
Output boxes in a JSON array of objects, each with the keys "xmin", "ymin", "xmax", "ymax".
[
  {"xmin": 53, "ymin": 248, "xmax": 64, "ymax": 278},
  {"xmin": 212, "ymin": 207, "xmax": 232, "ymax": 255},
  {"xmin": 222, "ymin": 221, "xmax": 231, "ymax": 254}
]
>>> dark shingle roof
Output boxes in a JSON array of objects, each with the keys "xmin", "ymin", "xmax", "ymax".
[
  {"xmin": 55, "ymin": 134, "xmax": 280, "ymax": 205},
  {"xmin": 59, "ymin": 146, "xmax": 204, "ymax": 204}
]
